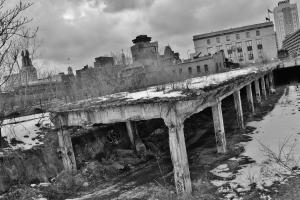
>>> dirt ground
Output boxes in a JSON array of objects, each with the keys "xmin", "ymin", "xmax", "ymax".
[{"xmin": 271, "ymin": 176, "xmax": 300, "ymax": 200}]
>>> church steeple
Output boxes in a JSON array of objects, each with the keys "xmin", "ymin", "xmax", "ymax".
[{"xmin": 67, "ymin": 66, "xmax": 74, "ymax": 75}]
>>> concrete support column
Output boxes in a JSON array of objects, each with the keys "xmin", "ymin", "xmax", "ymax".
[
  {"xmin": 233, "ymin": 90, "xmax": 245, "ymax": 129},
  {"xmin": 126, "ymin": 121, "xmax": 136, "ymax": 148},
  {"xmin": 212, "ymin": 102, "xmax": 227, "ymax": 153},
  {"xmin": 164, "ymin": 110, "xmax": 192, "ymax": 197},
  {"xmin": 260, "ymin": 77, "xmax": 267, "ymax": 100},
  {"xmin": 57, "ymin": 129, "xmax": 77, "ymax": 171},
  {"xmin": 254, "ymin": 79, "xmax": 262, "ymax": 104},
  {"xmin": 246, "ymin": 83, "xmax": 255, "ymax": 113},
  {"xmin": 269, "ymin": 72, "xmax": 275, "ymax": 90},
  {"xmin": 265, "ymin": 75, "xmax": 270, "ymax": 94}
]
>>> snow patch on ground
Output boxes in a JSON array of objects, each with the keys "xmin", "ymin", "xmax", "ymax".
[
  {"xmin": 210, "ymin": 164, "xmax": 233, "ymax": 178},
  {"xmin": 1, "ymin": 113, "xmax": 53, "ymax": 150},
  {"xmin": 210, "ymin": 85, "xmax": 300, "ymax": 199}
]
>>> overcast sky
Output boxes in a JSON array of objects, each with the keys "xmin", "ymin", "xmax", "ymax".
[{"xmin": 19, "ymin": 0, "xmax": 300, "ymax": 73}]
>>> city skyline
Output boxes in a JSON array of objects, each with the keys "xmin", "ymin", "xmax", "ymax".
[
  {"xmin": 274, "ymin": 0, "xmax": 300, "ymax": 48},
  {"xmin": 17, "ymin": 0, "xmax": 300, "ymax": 72}
]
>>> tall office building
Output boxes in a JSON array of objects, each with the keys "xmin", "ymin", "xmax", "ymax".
[{"xmin": 274, "ymin": 0, "xmax": 300, "ymax": 49}]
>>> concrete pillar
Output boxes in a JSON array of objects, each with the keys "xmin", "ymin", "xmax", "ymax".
[
  {"xmin": 254, "ymin": 79, "xmax": 262, "ymax": 104},
  {"xmin": 269, "ymin": 72, "xmax": 275, "ymax": 90},
  {"xmin": 57, "ymin": 129, "xmax": 77, "ymax": 171},
  {"xmin": 126, "ymin": 121, "xmax": 135, "ymax": 147},
  {"xmin": 233, "ymin": 90, "xmax": 245, "ymax": 129},
  {"xmin": 260, "ymin": 77, "xmax": 267, "ymax": 100},
  {"xmin": 265, "ymin": 75, "xmax": 270, "ymax": 94},
  {"xmin": 164, "ymin": 111, "xmax": 192, "ymax": 197},
  {"xmin": 212, "ymin": 102, "xmax": 227, "ymax": 153},
  {"xmin": 246, "ymin": 84, "xmax": 255, "ymax": 113}
]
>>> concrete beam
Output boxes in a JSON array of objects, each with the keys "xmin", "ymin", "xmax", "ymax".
[
  {"xmin": 163, "ymin": 109, "xmax": 192, "ymax": 196},
  {"xmin": 233, "ymin": 90, "xmax": 245, "ymax": 129},
  {"xmin": 57, "ymin": 129, "xmax": 77, "ymax": 171},
  {"xmin": 212, "ymin": 102, "xmax": 227, "ymax": 153},
  {"xmin": 260, "ymin": 77, "xmax": 267, "ymax": 100},
  {"xmin": 246, "ymin": 83, "xmax": 255, "ymax": 113},
  {"xmin": 254, "ymin": 79, "xmax": 262, "ymax": 104}
]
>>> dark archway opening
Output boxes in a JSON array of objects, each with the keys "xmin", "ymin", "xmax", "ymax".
[{"xmin": 274, "ymin": 66, "xmax": 300, "ymax": 86}]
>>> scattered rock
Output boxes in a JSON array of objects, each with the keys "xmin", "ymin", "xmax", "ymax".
[
  {"xmin": 111, "ymin": 162, "xmax": 124, "ymax": 170},
  {"xmin": 151, "ymin": 128, "xmax": 165, "ymax": 136},
  {"xmin": 74, "ymin": 174, "xmax": 86, "ymax": 187},
  {"xmin": 270, "ymin": 88, "xmax": 276, "ymax": 94},
  {"xmin": 119, "ymin": 157, "xmax": 142, "ymax": 165},
  {"xmin": 39, "ymin": 183, "xmax": 51, "ymax": 187},
  {"xmin": 227, "ymin": 161, "xmax": 239, "ymax": 171},
  {"xmin": 55, "ymin": 171, "xmax": 76, "ymax": 190},
  {"xmin": 116, "ymin": 149, "xmax": 135, "ymax": 157},
  {"xmin": 83, "ymin": 182, "xmax": 89, "ymax": 187},
  {"xmin": 135, "ymin": 139, "xmax": 146, "ymax": 157}
]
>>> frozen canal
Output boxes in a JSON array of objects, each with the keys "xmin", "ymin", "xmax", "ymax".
[{"xmin": 211, "ymin": 85, "xmax": 300, "ymax": 199}]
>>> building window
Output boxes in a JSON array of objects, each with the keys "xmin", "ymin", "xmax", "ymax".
[
  {"xmin": 246, "ymin": 40, "xmax": 254, "ymax": 60},
  {"xmin": 216, "ymin": 63, "xmax": 219, "ymax": 72},
  {"xmin": 204, "ymin": 64, "xmax": 208, "ymax": 72},
  {"xmin": 226, "ymin": 35, "xmax": 230, "ymax": 41},
  {"xmin": 238, "ymin": 53, "xmax": 244, "ymax": 62},
  {"xmin": 256, "ymin": 30, "xmax": 260, "ymax": 36},
  {"xmin": 197, "ymin": 66, "xmax": 201, "ymax": 73},
  {"xmin": 207, "ymin": 39, "xmax": 211, "ymax": 45},
  {"xmin": 207, "ymin": 47, "xmax": 214, "ymax": 54},
  {"xmin": 179, "ymin": 68, "xmax": 182, "ymax": 74},
  {"xmin": 236, "ymin": 33, "xmax": 240, "ymax": 40},
  {"xmin": 256, "ymin": 39, "xmax": 263, "ymax": 59},
  {"xmin": 226, "ymin": 44, "xmax": 233, "ymax": 60},
  {"xmin": 256, "ymin": 39, "xmax": 263, "ymax": 50},
  {"xmin": 188, "ymin": 67, "xmax": 192, "ymax": 74},
  {"xmin": 248, "ymin": 52, "xmax": 254, "ymax": 60},
  {"xmin": 216, "ymin": 37, "xmax": 220, "ymax": 43},
  {"xmin": 246, "ymin": 40, "xmax": 252, "ymax": 50},
  {"xmin": 236, "ymin": 42, "xmax": 243, "ymax": 52},
  {"xmin": 236, "ymin": 42, "xmax": 243, "ymax": 62},
  {"xmin": 246, "ymin": 32, "xmax": 250, "ymax": 38},
  {"xmin": 216, "ymin": 45, "xmax": 222, "ymax": 51}
]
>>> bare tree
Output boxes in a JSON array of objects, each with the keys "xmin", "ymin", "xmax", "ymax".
[{"xmin": 0, "ymin": 0, "xmax": 37, "ymax": 148}]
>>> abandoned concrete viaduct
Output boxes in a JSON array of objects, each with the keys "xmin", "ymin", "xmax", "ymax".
[{"xmin": 50, "ymin": 61, "xmax": 277, "ymax": 197}]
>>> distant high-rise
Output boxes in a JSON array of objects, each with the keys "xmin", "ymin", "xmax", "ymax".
[{"xmin": 274, "ymin": 0, "xmax": 300, "ymax": 49}]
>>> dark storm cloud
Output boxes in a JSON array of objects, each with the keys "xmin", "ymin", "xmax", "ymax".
[
  {"xmin": 24, "ymin": 0, "xmax": 289, "ymax": 72},
  {"xmin": 102, "ymin": 0, "xmax": 155, "ymax": 12}
]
